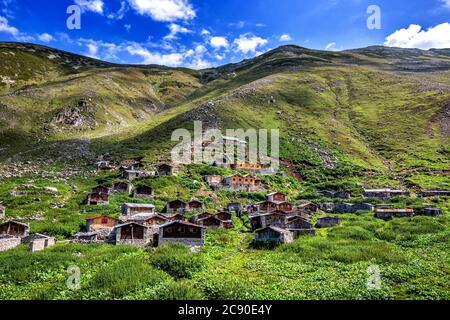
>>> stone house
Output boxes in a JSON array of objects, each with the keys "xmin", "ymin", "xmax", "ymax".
[
  {"xmin": 112, "ymin": 181, "xmax": 133, "ymax": 194},
  {"xmin": 315, "ymin": 217, "xmax": 341, "ymax": 228},
  {"xmin": 157, "ymin": 164, "xmax": 174, "ymax": 176},
  {"xmin": 21, "ymin": 234, "xmax": 56, "ymax": 252},
  {"xmin": 133, "ymin": 185, "xmax": 154, "ymax": 200},
  {"xmin": 121, "ymin": 203, "xmax": 155, "ymax": 218},
  {"xmin": 121, "ymin": 170, "xmax": 143, "ymax": 181},
  {"xmin": 375, "ymin": 209, "xmax": 414, "ymax": 220},
  {"xmin": 158, "ymin": 221, "xmax": 205, "ymax": 247},
  {"xmin": 0, "ymin": 220, "xmax": 29, "ymax": 237},
  {"xmin": 86, "ymin": 192, "xmax": 109, "ymax": 205},
  {"xmin": 254, "ymin": 226, "xmax": 294, "ymax": 245},
  {"xmin": 166, "ymin": 200, "xmax": 188, "ymax": 214},
  {"xmin": 114, "ymin": 222, "xmax": 154, "ymax": 247},
  {"xmin": 74, "ymin": 232, "xmax": 98, "ymax": 243},
  {"xmin": 363, "ymin": 189, "xmax": 410, "ymax": 199}
]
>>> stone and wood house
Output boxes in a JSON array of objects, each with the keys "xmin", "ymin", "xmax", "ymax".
[
  {"xmin": 114, "ymin": 222, "xmax": 154, "ymax": 247},
  {"xmin": 121, "ymin": 203, "xmax": 156, "ymax": 218},
  {"xmin": 0, "ymin": 220, "xmax": 30, "ymax": 237},
  {"xmin": 133, "ymin": 185, "xmax": 154, "ymax": 199},
  {"xmin": 158, "ymin": 221, "xmax": 205, "ymax": 247},
  {"xmin": 375, "ymin": 209, "xmax": 414, "ymax": 220},
  {"xmin": 254, "ymin": 226, "xmax": 294, "ymax": 245},
  {"xmin": 315, "ymin": 216, "xmax": 341, "ymax": 228},
  {"xmin": 112, "ymin": 181, "xmax": 133, "ymax": 194},
  {"xmin": 86, "ymin": 191, "xmax": 109, "ymax": 205}
]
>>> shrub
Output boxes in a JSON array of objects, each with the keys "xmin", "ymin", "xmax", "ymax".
[
  {"xmin": 150, "ymin": 244, "xmax": 205, "ymax": 279},
  {"xmin": 156, "ymin": 281, "xmax": 204, "ymax": 300}
]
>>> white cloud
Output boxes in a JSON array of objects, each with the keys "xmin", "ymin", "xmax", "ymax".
[
  {"xmin": 256, "ymin": 23, "xmax": 266, "ymax": 27},
  {"xmin": 279, "ymin": 34, "xmax": 292, "ymax": 42},
  {"xmin": 233, "ymin": 34, "xmax": 268, "ymax": 54},
  {"xmin": 210, "ymin": 36, "xmax": 229, "ymax": 49},
  {"xmin": 187, "ymin": 58, "xmax": 212, "ymax": 70},
  {"xmin": 107, "ymin": 1, "xmax": 128, "ymax": 20},
  {"xmin": 441, "ymin": 0, "xmax": 450, "ymax": 8},
  {"xmin": 163, "ymin": 23, "xmax": 192, "ymax": 40},
  {"xmin": 0, "ymin": 15, "xmax": 18, "ymax": 36},
  {"xmin": 384, "ymin": 23, "xmax": 450, "ymax": 50},
  {"xmin": 127, "ymin": 0, "xmax": 195, "ymax": 22},
  {"xmin": 325, "ymin": 42, "xmax": 336, "ymax": 50},
  {"xmin": 38, "ymin": 33, "xmax": 54, "ymax": 43},
  {"xmin": 75, "ymin": 0, "xmax": 104, "ymax": 14},
  {"xmin": 194, "ymin": 44, "xmax": 207, "ymax": 55},
  {"xmin": 200, "ymin": 29, "xmax": 210, "ymax": 36},
  {"xmin": 124, "ymin": 24, "xmax": 131, "ymax": 32},
  {"xmin": 126, "ymin": 43, "xmax": 184, "ymax": 66}
]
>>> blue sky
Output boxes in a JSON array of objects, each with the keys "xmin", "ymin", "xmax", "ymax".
[{"xmin": 0, "ymin": 0, "xmax": 449, "ymax": 68}]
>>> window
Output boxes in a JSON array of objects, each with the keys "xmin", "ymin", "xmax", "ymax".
[{"xmin": 101, "ymin": 218, "xmax": 108, "ymax": 224}]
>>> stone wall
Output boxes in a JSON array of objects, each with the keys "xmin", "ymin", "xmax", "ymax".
[{"xmin": 0, "ymin": 236, "xmax": 21, "ymax": 252}]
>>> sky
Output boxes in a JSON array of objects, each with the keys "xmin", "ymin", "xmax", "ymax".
[{"xmin": 0, "ymin": 0, "xmax": 449, "ymax": 69}]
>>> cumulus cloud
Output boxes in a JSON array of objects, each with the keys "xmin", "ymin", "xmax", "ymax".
[
  {"xmin": 163, "ymin": 23, "xmax": 192, "ymax": 40},
  {"xmin": 126, "ymin": 43, "xmax": 184, "ymax": 66},
  {"xmin": 233, "ymin": 34, "xmax": 268, "ymax": 54},
  {"xmin": 38, "ymin": 33, "xmax": 54, "ymax": 43},
  {"xmin": 75, "ymin": 0, "xmax": 104, "ymax": 14},
  {"xmin": 0, "ymin": 15, "xmax": 18, "ymax": 36},
  {"xmin": 441, "ymin": 0, "xmax": 450, "ymax": 8},
  {"xmin": 107, "ymin": 1, "xmax": 128, "ymax": 20},
  {"xmin": 384, "ymin": 23, "xmax": 450, "ymax": 49},
  {"xmin": 279, "ymin": 34, "xmax": 292, "ymax": 42},
  {"xmin": 127, "ymin": 0, "xmax": 195, "ymax": 22},
  {"xmin": 210, "ymin": 36, "xmax": 229, "ymax": 49}
]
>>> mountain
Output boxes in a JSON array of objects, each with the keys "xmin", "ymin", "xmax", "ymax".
[{"xmin": 0, "ymin": 42, "xmax": 449, "ymax": 189}]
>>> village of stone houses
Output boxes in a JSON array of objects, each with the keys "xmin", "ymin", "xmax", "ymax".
[{"xmin": 0, "ymin": 133, "xmax": 449, "ymax": 300}]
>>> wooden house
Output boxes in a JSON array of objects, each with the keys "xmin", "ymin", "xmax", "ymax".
[
  {"xmin": 91, "ymin": 186, "xmax": 109, "ymax": 194},
  {"xmin": 158, "ymin": 221, "xmax": 205, "ymax": 247},
  {"xmin": 257, "ymin": 200, "xmax": 293, "ymax": 213},
  {"xmin": 86, "ymin": 192, "xmax": 109, "ymax": 205},
  {"xmin": 187, "ymin": 200, "xmax": 204, "ymax": 212},
  {"xmin": 168, "ymin": 213, "xmax": 186, "ymax": 222},
  {"xmin": 198, "ymin": 215, "xmax": 224, "ymax": 229},
  {"xmin": 112, "ymin": 182, "xmax": 132, "ymax": 194},
  {"xmin": 222, "ymin": 174, "xmax": 262, "ymax": 191},
  {"xmin": 190, "ymin": 212, "xmax": 213, "ymax": 223},
  {"xmin": 266, "ymin": 192, "xmax": 287, "ymax": 203},
  {"xmin": 157, "ymin": 164, "xmax": 174, "ymax": 176},
  {"xmin": 375, "ymin": 209, "xmax": 414, "ymax": 220},
  {"xmin": 143, "ymin": 214, "xmax": 170, "ymax": 226},
  {"xmin": 254, "ymin": 226, "xmax": 294, "ymax": 245},
  {"xmin": 285, "ymin": 216, "xmax": 313, "ymax": 230},
  {"xmin": 216, "ymin": 211, "xmax": 232, "ymax": 221},
  {"xmin": 121, "ymin": 203, "xmax": 155, "ymax": 217},
  {"xmin": 249, "ymin": 211, "xmax": 287, "ymax": 230},
  {"xmin": 85, "ymin": 216, "xmax": 117, "ymax": 232},
  {"xmin": 315, "ymin": 217, "xmax": 341, "ymax": 228},
  {"xmin": 166, "ymin": 200, "xmax": 188, "ymax": 214},
  {"xmin": 297, "ymin": 202, "xmax": 319, "ymax": 214},
  {"xmin": 0, "ymin": 220, "xmax": 29, "ymax": 237},
  {"xmin": 114, "ymin": 222, "xmax": 153, "ymax": 247},
  {"xmin": 133, "ymin": 186, "xmax": 154, "ymax": 200}
]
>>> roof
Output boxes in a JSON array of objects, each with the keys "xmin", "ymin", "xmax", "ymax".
[
  {"xmin": 160, "ymin": 220, "xmax": 205, "ymax": 229},
  {"xmin": 376, "ymin": 209, "xmax": 414, "ymax": 213},
  {"xmin": 114, "ymin": 222, "xmax": 149, "ymax": 229},
  {"xmin": 0, "ymin": 220, "xmax": 29, "ymax": 228},
  {"xmin": 267, "ymin": 192, "xmax": 286, "ymax": 196},
  {"xmin": 256, "ymin": 226, "xmax": 291, "ymax": 234},
  {"xmin": 85, "ymin": 215, "xmax": 116, "ymax": 221},
  {"xmin": 123, "ymin": 203, "xmax": 155, "ymax": 208}
]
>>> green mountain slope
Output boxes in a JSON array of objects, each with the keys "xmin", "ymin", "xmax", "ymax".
[{"xmin": 0, "ymin": 42, "xmax": 449, "ymax": 189}]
